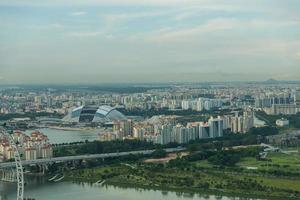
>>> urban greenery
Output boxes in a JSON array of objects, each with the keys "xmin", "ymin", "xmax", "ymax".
[
  {"xmin": 61, "ymin": 146, "xmax": 300, "ymax": 199},
  {"xmin": 44, "ymin": 125, "xmax": 300, "ymax": 199},
  {"xmin": 0, "ymin": 112, "xmax": 63, "ymax": 121}
]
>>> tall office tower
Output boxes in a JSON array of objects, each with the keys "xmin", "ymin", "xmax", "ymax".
[
  {"xmin": 217, "ymin": 116, "xmax": 224, "ymax": 137},
  {"xmin": 237, "ymin": 116, "xmax": 243, "ymax": 133},
  {"xmin": 187, "ymin": 126, "xmax": 197, "ymax": 141},
  {"xmin": 47, "ymin": 96, "xmax": 53, "ymax": 108},
  {"xmin": 132, "ymin": 126, "xmax": 145, "ymax": 140},
  {"xmin": 199, "ymin": 122, "xmax": 210, "ymax": 139},
  {"xmin": 243, "ymin": 111, "xmax": 254, "ymax": 133},
  {"xmin": 161, "ymin": 124, "xmax": 173, "ymax": 145},
  {"xmin": 295, "ymin": 89, "xmax": 300, "ymax": 106},
  {"xmin": 173, "ymin": 124, "xmax": 182, "ymax": 144},
  {"xmin": 187, "ymin": 122, "xmax": 201, "ymax": 140},
  {"xmin": 230, "ymin": 116, "xmax": 239, "ymax": 133},
  {"xmin": 190, "ymin": 100, "xmax": 198, "ymax": 110},
  {"xmin": 179, "ymin": 127, "xmax": 189, "ymax": 144},
  {"xmin": 196, "ymin": 98, "xmax": 204, "ymax": 111},
  {"xmin": 113, "ymin": 120, "xmax": 133, "ymax": 138},
  {"xmin": 270, "ymin": 104, "xmax": 297, "ymax": 115},
  {"xmin": 255, "ymin": 96, "xmax": 291, "ymax": 108},
  {"xmin": 34, "ymin": 96, "xmax": 42, "ymax": 105},
  {"xmin": 173, "ymin": 124, "xmax": 189, "ymax": 144},
  {"xmin": 222, "ymin": 115, "xmax": 232, "ymax": 130},
  {"xmin": 208, "ymin": 116, "xmax": 223, "ymax": 138},
  {"xmin": 181, "ymin": 100, "xmax": 190, "ymax": 110},
  {"xmin": 204, "ymin": 100, "xmax": 213, "ymax": 110},
  {"xmin": 230, "ymin": 111, "xmax": 253, "ymax": 133}
]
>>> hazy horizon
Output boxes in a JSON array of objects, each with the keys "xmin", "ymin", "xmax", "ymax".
[{"xmin": 1, "ymin": 0, "xmax": 300, "ymax": 84}]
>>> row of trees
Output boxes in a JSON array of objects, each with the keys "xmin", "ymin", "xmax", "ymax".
[
  {"xmin": 185, "ymin": 147, "xmax": 263, "ymax": 166},
  {"xmin": 0, "ymin": 112, "xmax": 62, "ymax": 121},
  {"xmin": 187, "ymin": 126, "xmax": 278, "ymax": 153},
  {"xmin": 54, "ymin": 139, "xmax": 180, "ymax": 157},
  {"xmin": 118, "ymin": 107, "xmax": 235, "ymax": 118}
]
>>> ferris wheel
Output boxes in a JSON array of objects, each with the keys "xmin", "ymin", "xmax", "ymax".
[{"xmin": 0, "ymin": 127, "xmax": 24, "ymax": 200}]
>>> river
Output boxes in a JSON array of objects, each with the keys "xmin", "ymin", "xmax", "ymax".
[
  {"xmin": 6, "ymin": 124, "xmax": 265, "ymax": 199},
  {"xmin": 0, "ymin": 177, "xmax": 259, "ymax": 200}
]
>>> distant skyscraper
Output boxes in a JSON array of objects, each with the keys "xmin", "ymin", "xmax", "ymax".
[
  {"xmin": 230, "ymin": 111, "xmax": 254, "ymax": 133},
  {"xmin": 47, "ymin": 96, "xmax": 53, "ymax": 108},
  {"xmin": 243, "ymin": 111, "xmax": 254, "ymax": 133},
  {"xmin": 199, "ymin": 123, "xmax": 210, "ymax": 138},
  {"xmin": 161, "ymin": 124, "xmax": 173, "ymax": 144},
  {"xmin": 34, "ymin": 96, "xmax": 42, "ymax": 105},
  {"xmin": 208, "ymin": 116, "xmax": 223, "ymax": 138},
  {"xmin": 113, "ymin": 120, "xmax": 133, "ymax": 138},
  {"xmin": 196, "ymin": 99, "xmax": 204, "ymax": 111},
  {"xmin": 181, "ymin": 100, "xmax": 190, "ymax": 110},
  {"xmin": 295, "ymin": 89, "xmax": 300, "ymax": 106}
]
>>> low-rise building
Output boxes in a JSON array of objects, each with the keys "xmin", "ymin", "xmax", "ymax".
[
  {"xmin": 276, "ymin": 118, "xmax": 289, "ymax": 127},
  {"xmin": 0, "ymin": 130, "xmax": 53, "ymax": 161}
]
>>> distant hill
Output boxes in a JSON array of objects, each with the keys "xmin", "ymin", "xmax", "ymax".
[{"xmin": 265, "ymin": 78, "xmax": 279, "ymax": 84}]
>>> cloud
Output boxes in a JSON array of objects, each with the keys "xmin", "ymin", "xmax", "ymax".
[
  {"xmin": 103, "ymin": 10, "xmax": 168, "ymax": 24},
  {"xmin": 173, "ymin": 12, "xmax": 197, "ymax": 21},
  {"xmin": 140, "ymin": 18, "xmax": 240, "ymax": 42},
  {"xmin": 67, "ymin": 31, "xmax": 102, "ymax": 37},
  {"xmin": 0, "ymin": 0, "xmax": 209, "ymax": 6},
  {"xmin": 1, "ymin": 0, "xmax": 300, "ymax": 83},
  {"xmin": 70, "ymin": 11, "xmax": 87, "ymax": 16},
  {"xmin": 126, "ymin": 17, "xmax": 300, "ymax": 43},
  {"xmin": 31, "ymin": 23, "xmax": 64, "ymax": 30},
  {"xmin": 248, "ymin": 19, "xmax": 300, "ymax": 28}
]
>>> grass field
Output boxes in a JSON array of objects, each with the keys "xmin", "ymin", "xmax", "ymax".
[
  {"xmin": 61, "ymin": 149, "xmax": 300, "ymax": 199},
  {"xmin": 64, "ymin": 153, "xmax": 300, "ymax": 199},
  {"xmin": 237, "ymin": 151, "xmax": 300, "ymax": 174}
]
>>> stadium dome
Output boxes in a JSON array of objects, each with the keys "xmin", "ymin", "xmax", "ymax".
[{"xmin": 63, "ymin": 105, "xmax": 127, "ymax": 123}]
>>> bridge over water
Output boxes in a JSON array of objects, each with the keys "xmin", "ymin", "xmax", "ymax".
[{"xmin": 0, "ymin": 147, "xmax": 185, "ymax": 169}]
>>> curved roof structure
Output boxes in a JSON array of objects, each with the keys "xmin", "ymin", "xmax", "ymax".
[{"xmin": 63, "ymin": 105, "xmax": 127, "ymax": 123}]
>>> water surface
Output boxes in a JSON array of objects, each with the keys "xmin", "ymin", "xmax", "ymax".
[
  {"xmin": 25, "ymin": 128, "xmax": 99, "ymax": 144},
  {"xmin": 0, "ymin": 178, "xmax": 260, "ymax": 200}
]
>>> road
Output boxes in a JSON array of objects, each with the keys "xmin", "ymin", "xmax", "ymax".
[{"xmin": 0, "ymin": 147, "xmax": 185, "ymax": 168}]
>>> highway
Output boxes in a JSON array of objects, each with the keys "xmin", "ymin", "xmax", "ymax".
[{"xmin": 0, "ymin": 147, "xmax": 185, "ymax": 168}]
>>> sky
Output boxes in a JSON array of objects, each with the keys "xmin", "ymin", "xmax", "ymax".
[{"xmin": 0, "ymin": 0, "xmax": 300, "ymax": 84}]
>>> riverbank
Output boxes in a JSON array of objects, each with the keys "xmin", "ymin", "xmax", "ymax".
[
  {"xmin": 1, "ymin": 178, "xmax": 249, "ymax": 200},
  {"xmin": 66, "ymin": 178, "xmax": 269, "ymax": 200},
  {"xmin": 47, "ymin": 126, "xmax": 103, "ymax": 131},
  {"xmin": 62, "ymin": 160, "xmax": 300, "ymax": 200},
  {"xmin": 63, "ymin": 173, "xmax": 298, "ymax": 200}
]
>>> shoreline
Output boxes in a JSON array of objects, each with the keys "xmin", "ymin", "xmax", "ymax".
[
  {"xmin": 62, "ymin": 175, "xmax": 297, "ymax": 200},
  {"xmin": 25, "ymin": 126, "xmax": 105, "ymax": 132},
  {"xmin": 47, "ymin": 126, "xmax": 101, "ymax": 131}
]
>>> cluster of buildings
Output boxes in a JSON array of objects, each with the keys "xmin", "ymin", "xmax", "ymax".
[
  {"xmin": 147, "ymin": 117, "xmax": 224, "ymax": 145},
  {"xmin": 255, "ymin": 90, "xmax": 300, "ymax": 115},
  {"xmin": 99, "ymin": 108, "xmax": 255, "ymax": 144},
  {"xmin": 181, "ymin": 98, "xmax": 224, "ymax": 111},
  {"xmin": 100, "ymin": 115, "xmax": 224, "ymax": 145},
  {"xmin": 223, "ymin": 111, "xmax": 254, "ymax": 133},
  {"xmin": 264, "ymin": 104, "xmax": 298, "ymax": 115},
  {"xmin": 0, "ymin": 130, "xmax": 53, "ymax": 161},
  {"xmin": 1, "ymin": 84, "xmax": 299, "ymax": 119}
]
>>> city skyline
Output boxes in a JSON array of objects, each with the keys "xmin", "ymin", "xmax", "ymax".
[{"xmin": 1, "ymin": 0, "xmax": 300, "ymax": 84}]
